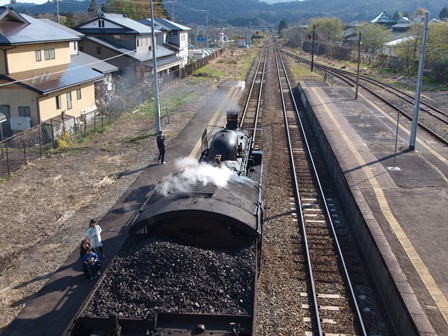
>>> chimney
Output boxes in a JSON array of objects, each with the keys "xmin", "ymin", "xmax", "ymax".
[{"xmin": 226, "ymin": 110, "xmax": 239, "ymax": 130}]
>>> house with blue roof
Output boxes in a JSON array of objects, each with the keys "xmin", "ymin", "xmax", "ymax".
[
  {"xmin": 0, "ymin": 5, "xmax": 104, "ymax": 139},
  {"xmin": 371, "ymin": 11, "xmax": 397, "ymax": 27},
  {"xmin": 75, "ymin": 13, "xmax": 187, "ymax": 85}
]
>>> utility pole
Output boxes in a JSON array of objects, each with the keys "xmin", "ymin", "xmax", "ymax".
[
  {"xmin": 170, "ymin": 0, "xmax": 175, "ymax": 21},
  {"xmin": 206, "ymin": 11, "xmax": 209, "ymax": 50},
  {"xmin": 56, "ymin": 0, "xmax": 60, "ymax": 23},
  {"xmin": 150, "ymin": 0, "xmax": 161, "ymax": 133},
  {"xmin": 409, "ymin": 11, "xmax": 429, "ymax": 151},
  {"xmin": 355, "ymin": 31, "xmax": 362, "ymax": 99},
  {"xmin": 311, "ymin": 25, "xmax": 315, "ymax": 72}
]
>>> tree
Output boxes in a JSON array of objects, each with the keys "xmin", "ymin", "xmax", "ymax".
[
  {"xmin": 104, "ymin": 0, "xmax": 168, "ymax": 20},
  {"xmin": 64, "ymin": 11, "xmax": 77, "ymax": 28},
  {"xmin": 392, "ymin": 23, "xmax": 424, "ymax": 75},
  {"xmin": 392, "ymin": 11, "xmax": 403, "ymax": 21},
  {"xmin": 357, "ymin": 23, "xmax": 393, "ymax": 64},
  {"xmin": 414, "ymin": 8, "xmax": 428, "ymax": 16},
  {"xmin": 88, "ymin": 0, "xmax": 98, "ymax": 15},
  {"xmin": 278, "ymin": 19, "xmax": 288, "ymax": 35},
  {"xmin": 439, "ymin": 7, "xmax": 448, "ymax": 21},
  {"xmin": 307, "ymin": 17, "xmax": 344, "ymax": 57},
  {"xmin": 426, "ymin": 22, "xmax": 448, "ymax": 63}
]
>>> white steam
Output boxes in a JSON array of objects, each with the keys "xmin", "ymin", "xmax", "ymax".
[{"xmin": 156, "ymin": 157, "xmax": 234, "ymax": 196}]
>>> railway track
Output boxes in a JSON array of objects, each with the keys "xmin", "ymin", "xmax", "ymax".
[
  {"xmin": 271, "ymin": 42, "xmax": 389, "ymax": 335},
  {"xmin": 282, "ymin": 50, "xmax": 448, "ymax": 145},
  {"xmin": 239, "ymin": 44, "xmax": 267, "ymax": 147}
]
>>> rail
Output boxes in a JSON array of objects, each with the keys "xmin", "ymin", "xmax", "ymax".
[{"xmin": 274, "ymin": 42, "xmax": 367, "ymax": 336}]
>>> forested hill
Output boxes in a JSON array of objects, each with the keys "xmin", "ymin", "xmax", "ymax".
[
  {"xmin": 173, "ymin": 0, "xmax": 446, "ymax": 25},
  {"xmin": 12, "ymin": 0, "xmax": 447, "ymax": 26}
]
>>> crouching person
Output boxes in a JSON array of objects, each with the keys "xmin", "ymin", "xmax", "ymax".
[{"xmin": 82, "ymin": 247, "xmax": 103, "ymax": 280}]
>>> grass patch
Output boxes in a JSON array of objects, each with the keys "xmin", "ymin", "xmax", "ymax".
[
  {"xmin": 139, "ymin": 91, "xmax": 202, "ymax": 118},
  {"xmin": 290, "ymin": 62, "xmax": 323, "ymax": 81},
  {"xmin": 238, "ymin": 48, "xmax": 259, "ymax": 80},
  {"xmin": 193, "ymin": 66, "xmax": 225, "ymax": 79}
]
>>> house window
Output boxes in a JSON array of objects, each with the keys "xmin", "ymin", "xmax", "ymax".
[
  {"xmin": 35, "ymin": 50, "xmax": 42, "ymax": 62},
  {"xmin": 77, "ymin": 89, "xmax": 82, "ymax": 100},
  {"xmin": 96, "ymin": 46, "xmax": 102, "ymax": 54},
  {"xmin": 99, "ymin": 20, "xmax": 105, "ymax": 28},
  {"xmin": 55, "ymin": 95, "xmax": 62, "ymax": 109},
  {"xmin": 44, "ymin": 49, "xmax": 54, "ymax": 60},
  {"xmin": 113, "ymin": 35, "xmax": 127, "ymax": 41},
  {"xmin": 137, "ymin": 39, "xmax": 140, "ymax": 47},
  {"xmin": 18, "ymin": 106, "xmax": 31, "ymax": 117},
  {"xmin": 66, "ymin": 92, "xmax": 72, "ymax": 110}
]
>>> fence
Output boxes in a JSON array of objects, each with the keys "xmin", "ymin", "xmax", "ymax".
[{"xmin": 0, "ymin": 49, "xmax": 223, "ymax": 178}]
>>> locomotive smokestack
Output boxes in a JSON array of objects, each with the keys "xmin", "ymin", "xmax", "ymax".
[{"xmin": 226, "ymin": 110, "xmax": 239, "ymax": 130}]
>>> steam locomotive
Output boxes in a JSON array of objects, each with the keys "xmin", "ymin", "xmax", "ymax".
[{"xmin": 70, "ymin": 110, "xmax": 263, "ymax": 336}]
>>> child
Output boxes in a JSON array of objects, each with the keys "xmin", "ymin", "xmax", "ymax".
[
  {"xmin": 86, "ymin": 218, "xmax": 105, "ymax": 258},
  {"xmin": 82, "ymin": 247, "xmax": 102, "ymax": 279},
  {"xmin": 79, "ymin": 238, "xmax": 94, "ymax": 279}
]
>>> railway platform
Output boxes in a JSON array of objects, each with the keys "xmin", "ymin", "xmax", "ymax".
[
  {"xmin": 2, "ymin": 80, "xmax": 244, "ymax": 336},
  {"xmin": 299, "ymin": 82, "xmax": 448, "ymax": 336}
]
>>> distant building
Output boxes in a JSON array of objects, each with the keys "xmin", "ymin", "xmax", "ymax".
[
  {"xmin": 381, "ymin": 36, "xmax": 415, "ymax": 56},
  {"xmin": 138, "ymin": 18, "xmax": 190, "ymax": 69},
  {"xmin": 391, "ymin": 17, "xmax": 411, "ymax": 33},
  {"xmin": 75, "ymin": 13, "xmax": 188, "ymax": 85},
  {"xmin": 371, "ymin": 11, "xmax": 397, "ymax": 27}
]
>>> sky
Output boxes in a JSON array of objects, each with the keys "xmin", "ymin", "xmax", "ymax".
[
  {"xmin": 0, "ymin": 0, "xmax": 304, "ymax": 6},
  {"xmin": 0, "ymin": 0, "xmax": 302, "ymax": 7},
  {"xmin": 0, "ymin": 0, "xmax": 48, "ymax": 4}
]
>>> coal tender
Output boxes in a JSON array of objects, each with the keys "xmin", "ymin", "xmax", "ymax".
[{"xmin": 72, "ymin": 111, "xmax": 263, "ymax": 336}]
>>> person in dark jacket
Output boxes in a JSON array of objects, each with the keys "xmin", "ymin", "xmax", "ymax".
[
  {"xmin": 82, "ymin": 247, "xmax": 102, "ymax": 280},
  {"xmin": 156, "ymin": 130, "xmax": 166, "ymax": 164},
  {"xmin": 79, "ymin": 238, "xmax": 94, "ymax": 279}
]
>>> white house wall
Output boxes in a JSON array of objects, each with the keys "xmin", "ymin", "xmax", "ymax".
[{"xmin": 81, "ymin": 20, "xmax": 123, "ymax": 30}]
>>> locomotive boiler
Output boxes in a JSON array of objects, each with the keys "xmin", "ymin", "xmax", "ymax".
[{"xmin": 71, "ymin": 110, "xmax": 263, "ymax": 336}]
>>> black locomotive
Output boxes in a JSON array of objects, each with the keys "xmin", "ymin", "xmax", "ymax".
[{"xmin": 70, "ymin": 111, "xmax": 263, "ymax": 336}]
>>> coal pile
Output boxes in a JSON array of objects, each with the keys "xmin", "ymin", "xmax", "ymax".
[{"xmin": 84, "ymin": 235, "xmax": 256, "ymax": 318}]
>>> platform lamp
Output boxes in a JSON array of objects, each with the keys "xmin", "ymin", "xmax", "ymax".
[
  {"xmin": 310, "ymin": 25, "xmax": 315, "ymax": 72},
  {"xmin": 409, "ymin": 11, "xmax": 429, "ymax": 151}
]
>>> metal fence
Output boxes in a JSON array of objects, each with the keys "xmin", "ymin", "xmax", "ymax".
[{"xmin": 0, "ymin": 49, "xmax": 223, "ymax": 177}]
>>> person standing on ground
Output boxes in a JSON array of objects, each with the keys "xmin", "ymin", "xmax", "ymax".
[
  {"xmin": 86, "ymin": 219, "xmax": 105, "ymax": 258},
  {"xmin": 157, "ymin": 130, "xmax": 166, "ymax": 164}
]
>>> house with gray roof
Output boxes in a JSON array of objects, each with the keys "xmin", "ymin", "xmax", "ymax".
[
  {"xmin": 0, "ymin": 6, "xmax": 103, "ymax": 139},
  {"xmin": 75, "ymin": 13, "xmax": 185, "ymax": 85},
  {"xmin": 138, "ymin": 18, "xmax": 190, "ymax": 69}
]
